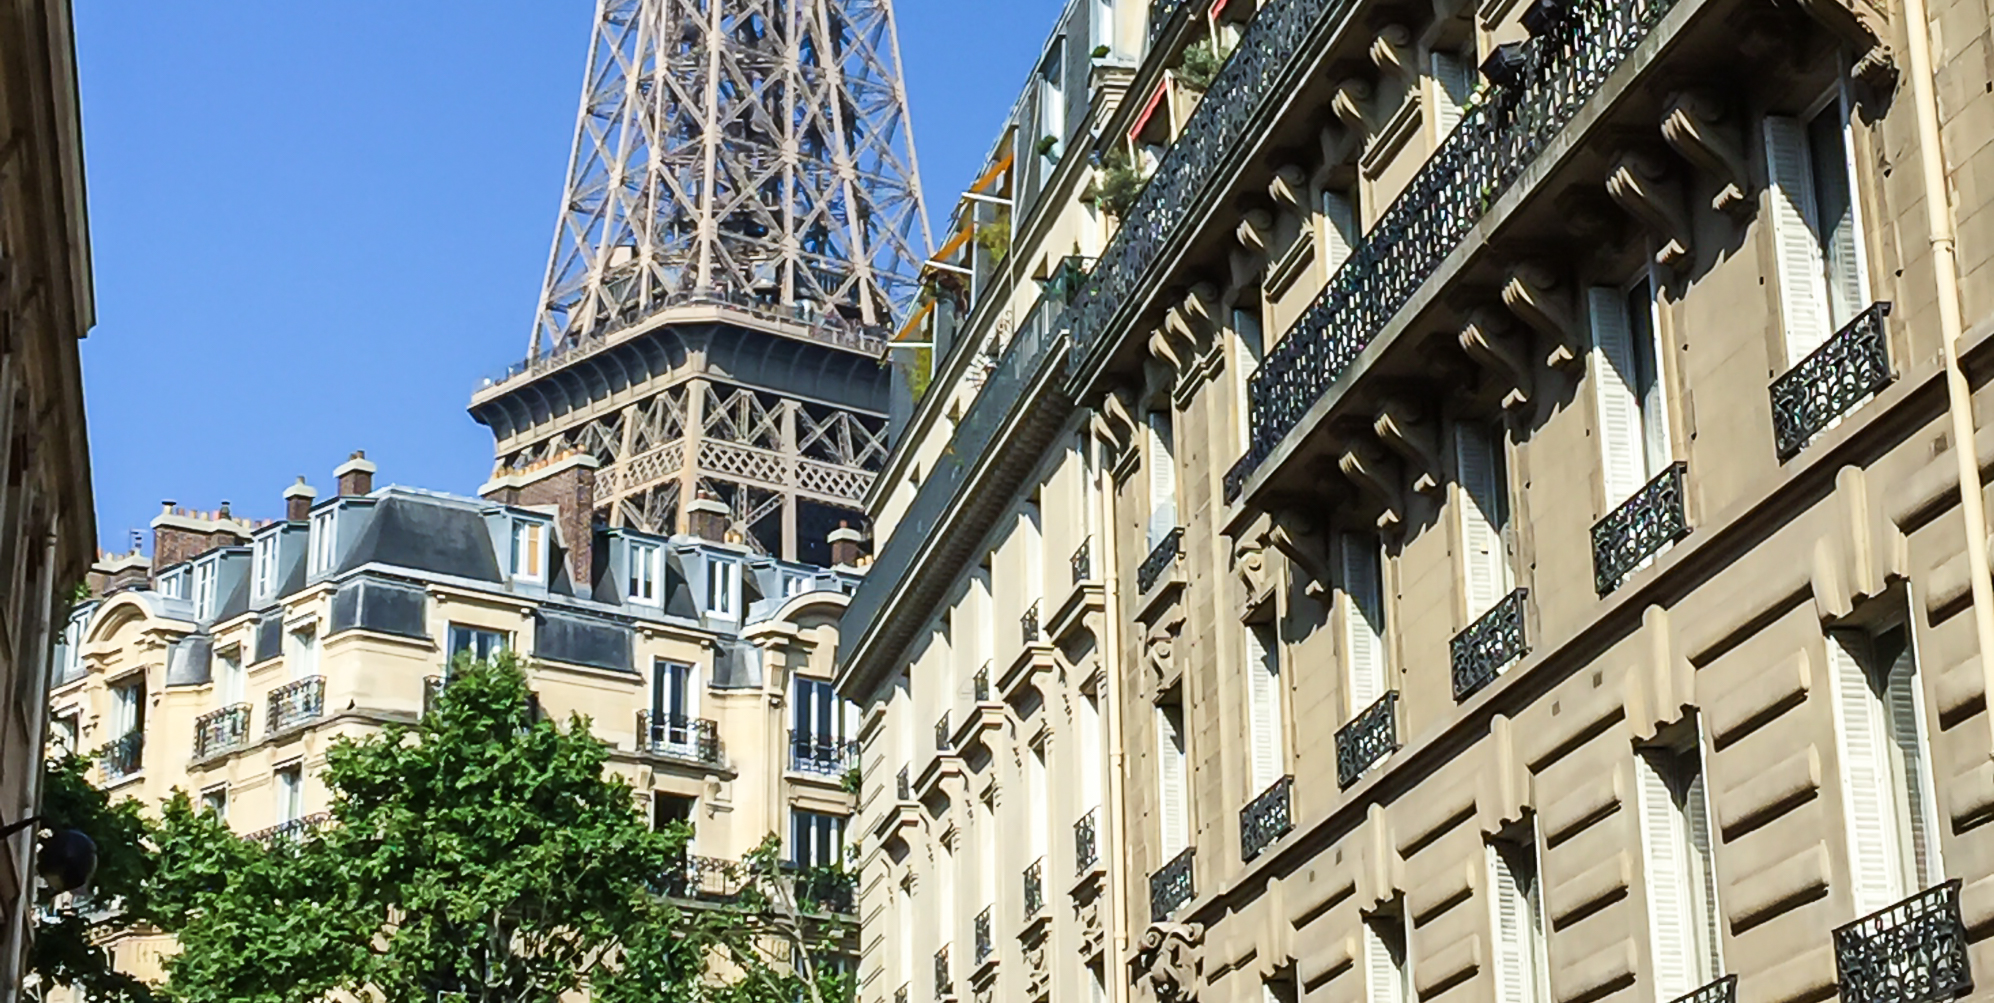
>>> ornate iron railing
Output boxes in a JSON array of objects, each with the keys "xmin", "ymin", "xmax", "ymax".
[
  {"xmin": 267, "ymin": 676, "xmax": 325, "ymax": 733},
  {"xmin": 638, "ymin": 711, "xmax": 721, "ymax": 764},
  {"xmin": 193, "ymin": 704, "xmax": 251, "ymax": 759},
  {"xmin": 1667, "ymin": 975, "xmax": 1737, "ymax": 1003},
  {"xmin": 1148, "ymin": 0, "xmax": 1189, "ymax": 46},
  {"xmin": 1137, "ymin": 527, "xmax": 1184, "ymax": 593},
  {"xmin": 935, "ymin": 713, "xmax": 952, "ymax": 751},
  {"xmin": 1149, "ymin": 847, "xmax": 1195, "ymax": 920},
  {"xmin": 1223, "ymin": 0, "xmax": 1680, "ymax": 500},
  {"xmin": 789, "ymin": 731, "xmax": 858, "ymax": 775},
  {"xmin": 974, "ymin": 905, "xmax": 994, "ymax": 964},
  {"xmin": 98, "ymin": 730, "xmax": 143, "ymax": 782},
  {"xmin": 248, "ymin": 812, "xmax": 333, "ymax": 843},
  {"xmin": 1451, "ymin": 588, "xmax": 1529, "ymax": 701},
  {"xmin": 794, "ymin": 866, "xmax": 857, "ymax": 914},
  {"xmin": 1335, "ymin": 691, "xmax": 1398, "ymax": 789},
  {"xmin": 1072, "ymin": 538, "xmax": 1092, "ymax": 584},
  {"xmin": 935, "ymin": 945, "xmax": 952, "ymax": 1000},
  {"xmin": 1239, "ymin": 775, "xmax": 1293, "ymax": 861},
  {"xmin": 1024, "ymin": 857, "xmax": 1045, "ymax": 916},
  {"xmin": 1772, "ymin": 302, "xmax": 1893, "ymax": 460},
  {"xmin": 656, "ymin": 854, "xmax": 740, "ymax": 899},
  {"xmin": 974, "ymin": 662, "xmax": 991, "ymax": 702},
  {"xmin": 423, "ymin": 675, "xmax": 445, "ymax": 715},
  {"xmin": 1074, "ymin": 807, "xmax": 1099, "ymax": 873},
  {"xmin": 897, "ymin": 984, "xmax": 911, "ymax": 1003},
  {"xmin": 1592, "ymin": 461, "xmax": 1689, "ymax": 595},
  {"xmin": 1834, "ymin": 880, "xmax": 1971, "ymax": 1003},
  {"xmin": 898, "ymin": 766, "xmax": 912, "ymax": 801},
  {"xmin": 1021, "ymin": 600, "xmax": 1042, "ymax": 644}
]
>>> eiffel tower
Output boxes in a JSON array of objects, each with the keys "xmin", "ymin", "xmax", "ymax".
[{"xmin": 470, "ymin": 0, "xmax": 929, "ymax": 564}]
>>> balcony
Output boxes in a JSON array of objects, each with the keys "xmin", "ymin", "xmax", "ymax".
[
  {"xmin": 898, "ymin": 766, "xmax": 912, "ymax": 801},
  {"xmin": 193, "ymin": 704, "xmax": 251, "ymax": 760},
  {"xmin": 1335, "ymin": 692, "xmax": 1398, "ymax": 789},
  {"xmin": 1023, "ymin": 857, "xmax": 1045, "ymax": 917},
  {"xmin": 935, "ymin": 945, "xmax": 952, "ymax": 1001},
  {"xmin": 656, "ymin": 854, "xmax": 740, "ymax": 899},
  {"xmin": 1668, "ymin": 976, "xmax": 1736, "ymax": 1003},
  {"xmin": 1149, "ymin": 847, "xmax": 1194, "ymax": 920},
  {"xmin": 1239, "ymin": 775, "xmax": 1293, "ymax": 861},
  {"xmin": 97, "ymin": 730, "xmax": 142, "ymax": 782},
  {"xmin": 898, "ymin": 985, "xmax": 910, "ymax": 1003},
  {"xmin": 935, "ymin": 712, "xmax": 952, "ymax": 752},
  {"xmin": 1147, "ymin": 0, "xmax": 1189, "ymax": 46},
  {"xmin": 1771, "ymin": 302, "xmax": 1893, "ymax": 460},
  {"xmin": 1224, "ymin": 0, "xmax": 1684, "ymax": 501},
  {"xmin": 638, "ymin": 711, "xmax": 721, "ymax": 765},
  {"xmin": 1021, "ymin": 600, "xmax": 1042, "ymax": 645},
  {"xmin": 248, "ymin": 812, "xmax": 333, "ymax": 843},
  {"xmin": 1833, "ymin": 880, "xmax": 1971, "ymax": 1003},
  {"xmin": 267, "ymin": 676, "xmax": 325, "ymax": 734},
  {"xmin": 1137, "ymin": 527, "xmax": 1184, "ymax": 594},
  {"xmin": 1451, "ymin": 589, "xmax": 1530, "ymax": 701},
  {"xmin": 1592, "ymin": 461, "xmax": 1690, "ymax": 596},
  {"xmin": 789, "ymin": 731, "xmax": 857, "ymax": 776},
  {"xmin": 1074, "ymin": 807, "xmax": 1099, "ymax": 873},
  {"xmin": 794, "ymin": 866, "xmax": 857, "ymax": 915},
  {"xmin": 1071, "ymin": 538, "xmax": 1092, "ymax": 584},
  {"xmin": 974, "ymin": 905, "xmax": 994, "ymax": 965},
  {"xmin": 973, "ymin": 663, "xmax": 991, "ymax": 703}
]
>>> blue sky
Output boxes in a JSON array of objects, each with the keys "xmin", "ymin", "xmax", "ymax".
[{"xmin": 75, "ymin": 0, "xmax": 1062, "ymax": 554}]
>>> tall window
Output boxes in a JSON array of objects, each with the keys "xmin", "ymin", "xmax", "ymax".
[
  {"xmin": 252, "ymin": 534, "xmax": 278, "ymax": 599},
  {"xmin": 706, "ymin": 557, "xmax": 740, "ymax": 617},
  {"xmin": 1830, "ymin": 617, "xmax": 1942, "ymax": 914},
  {"xmin": 1245, "ymin": 622, "xmax": 1284, "ymax": 793},
  {"xmin": 111, "ymin": 677, "xmax": 144, "ymax": 739},
  {"xmin": 511, "ymin": 520, "xmax": 547, "ymax": 582},
  {"xmin": 1455, "ymin": 421, "xmax": 1514, "ymax": 621},
  {"xmin": 288, "ymin": 625, "xmax": 318, "ymax": 681},
  {"xmin": 794, "ymin": 677, "xmax": 843, "ymax": 743},
  {"xmin": 1320, "ymin": 188, "xmax": 1359, "ymax": 276},
  {"xmin": 201, "ymin": 785, "xmax": 228, "ymax": 819},
  {"xmin": 1363, "ymin": 908, "xmax": 1412, "ymax": 1003},
  {"xmin": 1091, "ymin": 0, "xmax": 1115, "ymax": 56},
  {"xmin": 791, "ymin": 809, "xmax": 846, "ymax": 869},
  {"xmin": 1429, "ymin": 50, "xmax": 1475, "ymax": 139},
  {"xmin": 1589, "ymin": 278, "xmax": 1672, "ymax": 507},
  {"xmin": 1156, "ymin": 694, "xmax": 1190, "ymax": 856},
  {"xmin": 628, "ymin": 540, "xmax": 661, "ymax": 604},
  {"xmin": 1765, "ymin": 93, "xmax": 1869, "ymax": 366},
  {"xmin": 653, "ymin": 659, "xmax": 698, "ymax": 746},
  {"xmin": 308, "ymin": 509, "xmax": 338, "ymax": 576},
  {"xmin": 448, "ymin": 624, "xmax": 508, "ymax": 664},
  {"xmin": 1488, "ymin": 826, "xmax": 1550, "ymax": 1003},
  {"xmin": 275, "ymin": 764, "xmax": 304, "ymax": 823},
  {"xmin": 218, "ymin": 649, "xmax": 244, "ymax": 706},
  {"xmin": 1039, "ymin": 41, "xmax": 1067, "ymax": 155},
  {"xmin": 50, "ymin": 713, "xmax": 77, "ymax": 755},
  {"xmin": 1028, "ymin": 742, "xmax": 1050, "ymax": 863},
  {"xmin": 1637, "ymin": 736, "xmax": 1723, "ymax": 999},
  {"xmin": 1079, "ymin": 691, "xmax": 1103, "ymax": 816},
  {"xmin": 1146, "ymin": 411, "xmax": 1178, "ymax": 549},
  {"xmin": 654, "ymin": 793, "xmax": 695, "ymax": 833},
  {"xmin": 1233, "ymin": 305, "xmax": 1265, "ymax": 452},
  {"xmin": 191, "ymin": 559, "xmax": 218, "ymax": 620},
  {"xmin": 1342, "ymin": 532, "xmax": 1389, "ymax": 715}
]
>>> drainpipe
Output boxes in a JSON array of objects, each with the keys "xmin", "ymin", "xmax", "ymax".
[
  {"xmin": 1094, "ymin": 421, "xmax": 1134, "ymax": 1001},
  {"xmin": 1898, "ymin": 0, "xmax": 1994, "ymax": 739}
]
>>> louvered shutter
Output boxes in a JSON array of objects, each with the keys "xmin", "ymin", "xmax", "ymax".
[
  {"xmin": 1363, "ymin": 922, "xmax": 1404, "ymax": 1003},
  {"xmin": 1637, "ymin": 754, "xmax": 1693, "ymax": 1001},
  {"xmin": 1157, "ymin": 707, "xmax": 1188, "ymax": 856},
  {"xmin": 1489, "ymin": 844, "xmax": 1530, "ymax": 1003},
  {"xmin": 1831, "ymin": 633, "xmax": 1905, "ymax": 915},
  {"xmin": 1813, "ymin": 102, "xmax": 1868, "ymax": 328},
  {"xmin": 1455, "ymin": 422, "xmax": 1510, "ymax": 619},
  {"xmin": 1430, "ymin": 52, "xmax": 1472, "ymax": 137},
  {"xmin": 1246, "ymin": 625, "xmax": 1282, "ymax": 790},
  {"xmin": 1321, "ymin": 191, "xmax": 1357, "ymax": 275},
  {"xmin": 1589, "ymin": 287, "xmax": 1648, "ymax": 506},
  {"xmin": 1147, "ymin": 413, "xmax": 1177, "ymax": 547},
  {"xmin": 1684, "ymin": 764, "xmax": 1724, "ymax": 980},
  {"xmin": 1883, "ymin": 642, "xmax": 1939, "ymax": 887},
  {"xmin": 1764, "ymin": 116, "xmax": 1832, "ymax": 367},
  {"xmin": 1343, "ymin": 533, "xmax": 1387, "ymax": 714},
  {"xmin": 1235, "ymin": 310, "xmax": 1264, "ymax": 452}
]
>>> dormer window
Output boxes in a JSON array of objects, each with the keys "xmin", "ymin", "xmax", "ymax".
[
  {"xmin": 157, "ymin": 568, "xmax": 188, "ymax": 600},
  {"xmin": 191, "ymin": 559, "xmax": 219, "ymax": 620},
  {"xmin": 252, "ymin": 535, "xmax": 278, "ymax": 599},
  {"xmin": 628, "ymin": 540, "xmax": 662, "ymax": 605},
  {"xmin": 706, "ymin": 557, "xmax": 739, "ymax": 618},
  {"xmin": 783, "ymin": 573, "xmax": 810, "ymax": 597},
  {"xmin": 511, "ymin": 520, "xmax": 547, "ymax": 583},
  {"xmin": 309, "ymin": 509, "xmax": 339, "ymax": 576}
]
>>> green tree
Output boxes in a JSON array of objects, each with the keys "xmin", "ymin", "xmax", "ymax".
[{"xmin": 28, "ymin": 753, "xmax": 162, "ymax": 1003}]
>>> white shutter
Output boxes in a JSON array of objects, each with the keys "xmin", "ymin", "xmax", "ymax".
[
  {"xmin": 1489, "ymin": 844, "xmax": 1531, "ymax": 1003},
  {"xmin": 1637, "ymin": 754, "xmax": 1694, "ymax": 1001},
  {"xmin": 1816, "ymin": 101, "xmax": 1869, "ymax": 328},
  {"xmin": 1430, "ymin": 52, "xmax": 1471, "ymax": 137},
  {"xmin": 1246, "ymin": 624, "xmax": 1282, "ymax": 790},
  {"xmin": 1157, "ymin": 706, "xmax": 1188, "ymax": 857},
  {"xmin": 1455, "ymin": 422, "xmax": 1510, "ymax": 619},
  {"xmin": 1589, "ymin": 287, "xmax": 1648, "ymax": 506},
  {"xmin": 1321, "ymin": 191, "xmax": 1357, "ymax": 275},
  {"xmin": 1146, "ymin": 413, "xmax": 1177, "ymax": 547},
  {"xmin": 1764, "ymin": 115, "xmax": 1832, "ymax": 367},
  {"xmin": 1883, "ymin": 641, "xmax": 1940, "ymax": 887},
  {"xmin": 1684, "ymin": 764, "xmax": 1724, "ymax": 981},
  {"xmin": 1363, "ymin": 922, "xmax": 1405, "ymax": 1003},
  {"xmin": 1830, "ymin": 633, "xmax": 1905, "ymax": 914},
  {"xmin": 1343, "ymin": 533, "xmax": 1387, "ymax": 714},
  {"xmin": 1235, "ymin": 311, "xmax": 1264, "ymax": 453}
]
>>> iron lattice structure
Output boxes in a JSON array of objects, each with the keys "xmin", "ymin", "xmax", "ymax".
[
  {"xmin": 474, "ymin": 0, "xmax": 926, "ymax": 563},
  {"xmin": 530, "ymin": 0, "xmax": 930, "ymax": 356}
]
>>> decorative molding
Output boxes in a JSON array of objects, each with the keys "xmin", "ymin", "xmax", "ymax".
[
  {"xmin": 1136, "ymin": 922, "xmax": 1205, "ymax": 1003},
  {"xmin": 1268, "ymin": 165, "xmax": 1308, "ymax": 208},
  {"xmin": 1458, "ymin": 309, "xmax": 1534, "ymax": 411},
  {"xmin": 1661, "ymin": 90, "xmax": 1751, "ymax": 216},
  {"xmin": 1338, "ymin": 442, "xmax": 1403, "ymax": 530},
  {"xmin": 1369, "ymin": 26, "xmax": 1416, "ymax": 86},
  {"xmin": 1605, "ymin": 151, "xmax": 1693, "ymax": 270},
  {"xmin": 1373, "ymin": 399, "xmax": 1441, "ymax": 493},
  {"xmin": 1331, "ymin": 79, "xmax": 1376, "ymax": 134},
  {"xmin": 1500, "ymin": 263, "xmax": 1583, "ymax": 370},
  {"xmin": 1268, "ymin": 516, "xmax": 1333, "ymax": 603},
  {"xmin": 1235, "ymin": 209, "xmax": 1275, "ymax": 256}
]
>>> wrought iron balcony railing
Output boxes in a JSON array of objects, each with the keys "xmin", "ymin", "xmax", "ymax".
[
  {"xmin": 1772, "ymin": 302, "xmax": 1893, "ymax": 460},
  {"xmin": 1834, "ymin": 880, "xmax": 1971, "ymax": 1003},
  {"xmin": 897, "ymin": 766, "xmax": 912, "ymax": 801},
  {"xmin": 1021, "ymin": 600, "xmax": 1042, "ymax": 644},
  {"xmin": 248, "ymin": 812, "xmax": 333, "ymax": 843},
  {"xmin": 1072, "ymin": 538, "xmax": 1093, "ymax": 584},
  {"xmin": 1592, "ymin": 461, "xmax": 1689, "ymax": 595},
  {"xmin": 98, "ymin": 730, "xmax": 142, "ymax": 782},
  {"xmin": 794, "ymin": 865, "xmax": 857, "ymax": 915},
  {"xmin": 1222, "ymin": 0, "xmax": 1680, "ymax": 500},
  {"xmin": 1137, "ymin": 527, "xmax": 1184, "ymax": 593},
  {"xmin": 1668, "ymin": 976, "xmax": 1737, "ymax": 1003},
  {"xmin": 423, "ymin": 674, "xmax": 445, "ymax": 715},
  {"xmin": 638, "ymin": 711, "xmax": 721, "ymax": 764},
  {"xmin": 974, "ymin": 905, "xmax": 994, "ymax": 964},
  {"xmin": 1336, "ymin": 691, "xmax": 1399, "ymax": 789},
  {"xmin": 267, "ymin": 675, "xmax": 325, "ymax": 733},
  {"xmin": 935, "ymin": 945, "xmax": 952, "ymax": 1001},
  {"xmin": 1023, "ymin": 857, "xmax": 1045, "ymax": 916},
  {"xmin": 973, "ymin": 662, "xmax": 991, "ymax": 702},
  {"xmin": 897, "ymin": 984, "xmax": 910, "ymax": 1003},
  {"xmin": 789, "ymin": 731, "xmax": 857, "ymax": 776},
  {"xmin": 1074, "ymin": 807, "xmax": 1099, "ymax": 873},
  {"xmin": 1149, "ymin": 846, "xmax": 1195, "ymax": 920},
  {"xmin": 655, "ymin": 853, "xmax": 740, "ymax": 899},
  {"xmin": 1451, "ymin": 588, "xmax": 1529, "ymax": 701},
  {"xmin": 1147, "ymin": 0, "xmax": 1189, "ymax": 46},
  {"xmin": 935, "ymin": 712, "xmax": 952, "ymax": 752},
  {"xmin": 1239, "ymin": 775, "xmax": 1293, "ymax": 861},
  {"xmin": 193, "ymin": 704, "xmax": 251, "ymax": 759}
]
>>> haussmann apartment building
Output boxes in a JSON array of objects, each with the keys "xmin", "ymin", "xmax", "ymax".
[{"xmin": 838, "ymin": 3, "xmax": 1994, "ymax": 1003}]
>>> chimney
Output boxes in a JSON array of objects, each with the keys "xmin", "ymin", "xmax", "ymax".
[
  {"xmin": 829, "ymin": 521, "xmax": 864, "ymax": 568},
  {"xmin": 150, "ymin": 501, "xmax": 248, "ymax": 571},
  {"xmin": 284, "ymin": 477, "xmax": 317, "ymax": 522},
  {"xmin": 335, "ymin": 450, "xmax": 376, "ymax": 497},
  {"xmin": 479, "ymin": 452, "xmax": 600, "ymax": 585},
  {"xmin": 686, "ymin": 492, "xmax": 730, "ymax": 543}
]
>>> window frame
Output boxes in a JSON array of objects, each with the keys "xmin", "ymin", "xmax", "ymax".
[
  {"xmin": 627, "ymin": 539, "xmax": 662, "ymax": 605},
  {"xmin": 705, "ymin": 556, "xmax": 740, "ymax": 618},
  {"xmin": 252, "ymin": 533, "xmax": 278, "ymax": 599},
  {"xmin": 510, "ymin": 519, "xmax": 548, "ymax": 583},
  {"xmin": 308, "ymin": 508, "xmax": 339, "ymax": 576}
]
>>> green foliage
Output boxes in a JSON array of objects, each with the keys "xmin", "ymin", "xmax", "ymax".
[
  {"xmin": 1091, "ymin": 44, "xmax": 1111, "ymax": 58},
  {"xmin": 1089, "ymin": 145, "xmax": 1146, "ymax": 220},
  {"xmin": 974, "ymin": 208, "xmax": 1010, "ymax": 265},
  {"xmin": 1035, "ymin": 135, "xmax": 1058, "ymax": 158},
  {"xmin": 1175, "ymin": 39, "xmax": 1225, "ymax": 92},
  {"xmin": 29, "ymin": 754, "xmax": 163, "ymax": 1003}
]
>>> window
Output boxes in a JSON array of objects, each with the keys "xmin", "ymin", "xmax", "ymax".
[
  {"xmin": 1146, "ymin": 411, "xmax": 1178, "ymax": 549},
  {"xmin": 1830, "ymin": 617, "xmax": 1942, "ymax": 915},
  {"xmin": 653, "ymin": 793, "xmax": 695, "ymax": 833},
  {"xmin": 111, "ymin": 678, "xmax": 144, "ymax": 738},
  {"xmin": 308, "ymin": 509, "xmax": 338, "ymax": 575},
  {"xmin": 1363, "ymin": 909, "xmax": 1412, "ymax": 1003},
  {"xmin": 1320, "ymin": 188, "xmax": 1359, "ymax": 276},
  {"xmin": 1590, "ymin": 278, "xmax": 1672, "ymax": 508},
  {"xmin": 1429, "ymin": 50, "xmax": 1476, "ymax": 139},
  {"xmin": 1765, "ymin": 92, "xmax": 1869, "ymax": 366},
  {"xmin": 706, "ymin": 558, "xmax": 740, "ymax": 617},
  {"xmin": 1637, "ymin": 736, "xmax": 1723, "ymax": 1000},
  {"xmin": 627, "ymin": 540, "xmax": 661, "ymax": 604},
  {"xmin": 1088, "ymin": 961, "xmax": 1108, "ymax": 1003},
  {"xmin": 1454, "ymin": 421, "xmax": 1514, "ymax": 621},
  {"xmin": 275, "ymin": 764, "xmax": 304, "ymax": 823},
  {"xmin": 783, "ymin": 573, "xmax": 812, "ymax": 597},
  {"xmin": 791, "ymin": 809, "xmax": 846, "ymax": 869},
  {"xmin": 1156, "ymin": 695, "xmax": 1190, "ymax": 856},
  {"xmin": 1245, "ymin": 622, "xmax": 1283, "ymax": 792},
  {"xmin": 201, "ymin": 785, "xmax": 228, "ymax": 819},
  {"xmin": 1039, "ymin": 41, "xmax": 1067, "ymax": 155},
  {"xmin": 50, "ymin": 712, "xmax": 77, "ymax": 756},
  {"xmin": 1078, "ymin": 691, "xmax": 1103, "ymax": 814},
  {"xmin": 652, "ymin": 659, "xmax": 698, "ymax": 749},
  {"xmin": 1233, "ymin": 305, "xmax": 1265, "ymax": 452},
  {"xmin": 288, "ymin": 625, "xmax": 318, "ymax": 681},
  {"xmin": 1488, "ymin": 827, "xmax": 1550, "ymax": 1003},
  {"xmin": 448, "ymin": 624, "xmax": 508, "ymax": 664},
  {"xmin": 510, "ymin": 520, "xmax": 547, "ymax": 582},
  {"xmin": 252, "ymin": 534, "xmax": 278, "ymax": 599},
  {"xmin": 1342, "ymin": 532, "xmax": 1389, "ymax": 716},
  {"xmin": 793, "ymin": 676, "xmax": 844, "ymax": 745},
  {"xmin": 157, "ymin": 567, "xmax": 187, "ymax": 601},
  {"xmin": 218, "ymin": 649, "xmax": 244, "ymax": 706},
  {"xmin": 191, "ymin": 560, "xmax": 219, "ymax": 620}
]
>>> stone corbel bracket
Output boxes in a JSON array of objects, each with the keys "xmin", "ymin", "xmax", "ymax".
[
  {"xmin": 1661, "ymin": 90, "xmax": 1752, "ymax": 216},
  {"xmin": 1369, "ymin": 26, "xmax": 1417, "ymax": 88},
  {"xmin": 1790, "ymin": 0, "xmax": 1894, "ymax": 90},
  {"xmin": 1267, "ymin": 512, "xmax": 1334, "ymax": 603},
  {"xmin": 1269, "ymin": 164, "xmax": 1308, "ymax": 209},
  {"xmin": 1338, "ymin": 440, "xmax": 1404, "ymax": 530},
  {"xmin": 1235, "ymin": 209, "xmax": 1275, "ymax": 258},
  {"xmin": 1458, "ymin": 308, "xmax": 1534, "ymax": 411},
  {"xmin": 1605, "ymin": 151, "xmax": 1694, "ymax": 271},
  {"xmin": 1332, "ymin": 79, "xmax": 1377, "ymax": 134},
  {"xmin": 1374, "ymin": 398, "xmax": 1442, "ymax": 493},
  {"xmin": 1501, "ymin": 264, "xmax": 1583, "ymax": 370},
  {"xmin": 1094, "ymin": 385, "xmax": 1140, "ymax": 467}
]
